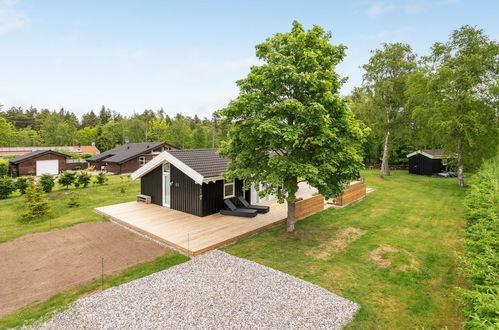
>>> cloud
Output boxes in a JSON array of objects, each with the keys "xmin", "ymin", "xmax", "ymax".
[
  {"xmin": 366, "ymin": 2, "xmax": 394, "ymax": 17},
  {"xmin": 0, "ymin": 0, "xmax": 29, "ymax": 35},
  {"xmin": 129, "ymin": 49, "xmax": 145, "ymax": 60}
]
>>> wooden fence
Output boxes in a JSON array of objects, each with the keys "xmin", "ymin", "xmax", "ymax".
[
  {"xmin": 333, "ymin": 181, "xmax": 366, "ymax": 206},
  {"xmin": 295, "ymin": 194, "xmax": 325, "ymax": 221}
]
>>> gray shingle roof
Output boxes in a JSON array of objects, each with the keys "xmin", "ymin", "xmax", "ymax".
[
  {"xmin": 87, "ymin": 142, "xmax": 166, "ymax": 164},
  {"xmin": 168, "ymin": 149, "xmax": 228, "ymax": 178},
  {"xmin": 9, "ymin": 150, "xmax": 69, "ymax": 164}
]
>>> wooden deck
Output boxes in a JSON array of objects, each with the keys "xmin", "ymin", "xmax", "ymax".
[{"xmin": 94, "ymin": 200, "xmax": 287, "ymax": 256}]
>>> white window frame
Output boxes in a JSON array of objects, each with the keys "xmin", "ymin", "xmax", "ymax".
[
  {"xmin": 223, "ymin": 180, "xmax": 235, "ymax": 199},
  {"xmin": 139, "ymin": 156, "xmax": 146, "ymax": 166}
]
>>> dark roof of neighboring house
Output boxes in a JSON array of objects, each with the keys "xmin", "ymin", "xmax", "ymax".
[
  {"xmin": 86, "ymin": 142, "xmax": 166, "ymax": 164},
  {"xmin": 9, "ymin": 150, "xmax": 69, "ymax": 164},
  {"xmin": 168, "ymin": 149, "xmax": 228, "ymax": 178}
]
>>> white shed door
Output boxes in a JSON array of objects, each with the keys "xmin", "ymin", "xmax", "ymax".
[{"xmin": 36, "ymin": 160, "xmax": 59, "ymax": 176}]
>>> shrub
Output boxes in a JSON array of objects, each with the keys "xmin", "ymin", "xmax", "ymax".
[
  {"xmin": 39, "ymin": 174, "xmax": 55, "ymax": 193},
  {"xmin": 94, "ymin": 172, "xmax": 108, "ymax": 185},
  {"xmin": 19, "ymin": 182, "xmax": 50, "ymax": 222},
  {"xmin": 58, "ymin": 171, "xmax": 77, "ymax": 189},
  {"xmin": 460, "ymin": 157, "xmax": 499, "ymax": 328},
  {"xmin": 0, "ymin": 159, "xmax": 8, "ymax": 177},
  {"xmin": 67, "ymin": 193, "xmax": 80, "ymax": 208},
  {"xmin": 0, "ymin": 176, "xmax": 16, "ymax": 199},
  {"xmin": 16, "ymin": 176, "xmax": 33, "ymax": 194},
  {"xmin": 77, "ymin": 171, "xmax": 92, "ymax": 188}
]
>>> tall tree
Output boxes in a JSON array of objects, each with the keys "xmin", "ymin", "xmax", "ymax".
[
  {"xmin": 360, "ymin": 43, "xmax": 417, "ymax": 178},
  {"xmin": 406, "ymin": 25, "xmax": 499, "ymax": 187},
  {"xmin": 191, "ymin": 124, "xmax": 207, "ymax": 148},
  {"xmin": 218, "ymin": 21, "xmax": 367, "ymax": 232},
  {"xmin": 81, "ymin": 110, "xmax": 100, "ymax": 128},
  {"xmin": 40, "ymin": 112, "xmax": 77, "ymax": 145},
  {"xmin": 98, "ymin": 106, "xmax": 112, "ymax": 125},
  {"xmin": 0, "ymin": 117, "xmax": 16, "ymax": 146}
]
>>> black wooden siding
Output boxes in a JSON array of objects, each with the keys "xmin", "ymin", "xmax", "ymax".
[
  {"xmin": 171, "ymin": 165, "xmax": 203, "ymax": 216},
  {"xmin": 141, "ymin": 166, "xmax": 162, "ymax": 206},
  {"xmin": 140, "ymin": 164, "xmax": 245, "ymax": 217},
  {"xmin": 201, "ymin": 179, "xmax": 244, "ymax": 216},
  {"xmin": 408, "ymin": 154, "xmax": 445, "ymax": 175}
]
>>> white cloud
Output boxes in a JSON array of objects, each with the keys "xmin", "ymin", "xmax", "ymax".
[
  {"xmin": 368, "ymin": 27, "xmax": 413, "ymax": 42},
  {"xmin": 0, "ymin": 0, "xmax": 29, "ymax": 35},
  {"xmin": 366, "ymin": 2, "xmax": 394, "ymax": 17}
]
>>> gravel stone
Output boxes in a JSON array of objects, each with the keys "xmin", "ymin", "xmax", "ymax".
[{"xmin": 33, "ymin": 250, "xmax": 359, "ymax": 329}]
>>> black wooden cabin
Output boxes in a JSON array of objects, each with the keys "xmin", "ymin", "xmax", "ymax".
[
  {"xmin": 132, "ymin": 149, "xmax": 247, "ymax": 217},
  {"xmin": 407, "ymin": 150, "xmax": 448, "ymax": 175}
]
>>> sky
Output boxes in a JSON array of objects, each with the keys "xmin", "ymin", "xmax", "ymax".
[{"xmin": 0, "ymin": 0, "xmax": 498, "ymax": 119}]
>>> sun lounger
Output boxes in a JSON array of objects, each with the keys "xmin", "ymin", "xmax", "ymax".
[
  {"xmin": 220, "ymin": 199, "xmax": 257, "ymax": 217},
  {"xmin": 237, "ymin": 196, "xmax": 270, "ymax": 213}
]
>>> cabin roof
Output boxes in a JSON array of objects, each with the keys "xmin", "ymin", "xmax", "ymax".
[
  {"xmin": 406, "ymin": 149, "xmax": 451, "ymax": 159},
  {"xmin": 87, "ymin": 142, "xmax": 167, "ymax": 164},
  {"xmin": 131, "ymin": 148, "xmax": 228, "ymax": 184},
  {"xmin": 9, "ymin": 150, "xmax": 69, "ymax": 164}
]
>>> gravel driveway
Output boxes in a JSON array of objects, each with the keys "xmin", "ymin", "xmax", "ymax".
[{"xmin": 35, "ymin": 250, "xmax": 359, "ymax": 329}]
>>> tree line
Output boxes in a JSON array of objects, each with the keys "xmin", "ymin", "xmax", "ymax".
[{"xmin": 0, "ymin": 106, "xmax": 227, "ymax": 152}]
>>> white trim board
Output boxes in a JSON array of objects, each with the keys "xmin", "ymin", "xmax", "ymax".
[
  {"xmin": 406, "ymin": 150, "xmax": 442, "ymax": 159},
  {"xmin": 131, "ymin": 151, "xmax": 204, "ymax": 184}
]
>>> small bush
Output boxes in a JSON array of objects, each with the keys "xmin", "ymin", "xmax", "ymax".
[
  {"xmin": 0, "ymin": 176, "xmax": 16, "ymax": 199},
  {"xmin": 67, "ymin": 193, "xmax": 80, "ymax": 208},
  {"xmin": 58, "ymin": 171, "xmax": 77, "ymax": 189},
  {"xmin": 16, "ymin": 176, "xmax": 33, "ymax": 194},
  {"xmin": 19, "ymin": 182, "xmax": 50, "ymax": 222},
  {"xmin": 94, "ymin": 172, "xmax": 108, "ymax": 185},
  {"xmin": 0, "ymin": 159, "xmax": 8, "ymax": 177},
  {"xmin": 77, "ymin": 171, "xmax": 92, "ymax": 188},
  {"xmin": 460, "ymin": 157, "xmax": 499, "ymax": 328},
  {"xmin": 39, "ymin": 174, "xmax": 55, "ymax": 193}
]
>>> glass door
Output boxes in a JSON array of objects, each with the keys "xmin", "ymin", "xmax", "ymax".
[{"xmin": 163, "ymin": 163, "xmax": 171, "ymax": 207}]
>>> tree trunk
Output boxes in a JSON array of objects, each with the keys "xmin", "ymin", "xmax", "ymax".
[
  {"xmin": 286, "ymin": 200, "xmax": 296, "ymax": 233},
  {"xmin": 286, "ymin": 176, "xmax": 298, "ymax": 233},
  {"xmin": 380, "ymin": 130, "xmax": 391, "ymax": 178},
  {"xmin": 457, "ymin": 139, "xmax": 464, "ymax": 187}
]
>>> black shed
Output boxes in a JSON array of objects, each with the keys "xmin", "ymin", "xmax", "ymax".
[
  {"xmin": 407, "ymin": 149, "xmax": 449, "ymax": 175},
  {"xmin": 131, "ymin": 149, "xmax": 246, "ymax": 217}
]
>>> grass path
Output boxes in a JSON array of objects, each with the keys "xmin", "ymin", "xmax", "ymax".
[
  {"xmin": 224, "ymin": 170, "xmax": 466, "ymax": 328},
  {"xmin": 0, "ymin": 175, "xmax": 139, "ymax": 243}
]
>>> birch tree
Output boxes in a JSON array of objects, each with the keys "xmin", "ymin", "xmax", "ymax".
[
  {"xmin": 361, "ymin": 43, "xmax": 417, "ymax": 178},
  {"xmin": 406, "ymin": 25, "xmax": 499, "ymax": 187}
]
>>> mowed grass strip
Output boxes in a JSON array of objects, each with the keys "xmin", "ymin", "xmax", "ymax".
[
  {"xmin": 0, "ymin": 175, "xmax": 139, "ymax": 243},
  {"xmin": 0, "ymin": 253, "xmax": 189, "ymax": 329},
  {"xmin": 223, "ymin": 170, "xmax": 466, "ymax": 329}
]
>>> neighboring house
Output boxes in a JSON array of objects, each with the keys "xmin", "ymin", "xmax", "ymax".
[
  {"xmin": 0, "ymin": 145, "xmax": 100, "ymax": 158},
  {"xmin": 406, "ymin": 149, "xmax": 451, "ymax": 175},
  {"xmin": 9, "ymin": 150, "xmax": 69, "ymax": 177},
  {"xmin": 131, "ymin": 149, "xmax": 275, "ymax": 217},
  {"xmin": 86, "ymin": 142, "xmax": 177, "ymax": 174}
]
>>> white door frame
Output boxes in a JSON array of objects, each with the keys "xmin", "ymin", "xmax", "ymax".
[{"xmin": 162, "ymin": 163, "xmax": 171, "ymax": 207}]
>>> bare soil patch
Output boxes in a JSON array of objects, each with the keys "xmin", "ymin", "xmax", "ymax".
[
  {"xmin": 0, "ymin": 222, "xmax": 172, "ymax": 317},
  {"xmin": 307, "ymin": 227, "xmax": 366, "ymax": 260},
  {"xmin": 370, "ymin": 244, "xmax": 419, "ymax": 271}
]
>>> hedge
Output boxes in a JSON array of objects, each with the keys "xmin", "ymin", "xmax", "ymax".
[{"xmin": 461, "ymin": 157, "xmax": 499, "ymax": 328}]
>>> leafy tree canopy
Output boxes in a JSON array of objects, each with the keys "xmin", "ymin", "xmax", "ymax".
[{"xmin": 218, "ymin": 21, "xmax": 367, "ymax": 231}]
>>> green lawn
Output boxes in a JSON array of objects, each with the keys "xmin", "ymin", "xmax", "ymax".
[
  {"xmin": 0, "ymin": 174, "xmax": 140, "ymax": 243},
  {"xmin": 223, "ymin": 170, "xmax": 466, "ymax": 329}
]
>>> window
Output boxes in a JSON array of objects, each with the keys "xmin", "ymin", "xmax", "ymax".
[
  {"xmin": 223, "ymin": 180, "xmax": 235, "ymax": 198},
  {"xmin": 139, "ymin": 156, "xmax": 146, "ymax": 166}
]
